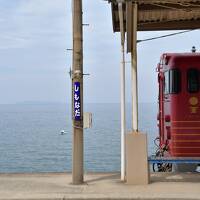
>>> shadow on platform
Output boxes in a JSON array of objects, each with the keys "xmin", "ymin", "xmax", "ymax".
[{"xmin": 151, "ymin": 172, "xmax": 200, "ymax": 183}]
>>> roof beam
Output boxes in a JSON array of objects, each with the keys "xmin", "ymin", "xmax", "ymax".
[
  {"xmin": 110, "ymin": 0, "xmax": 200, "ymax": 3},
  {"xmin": 138, "ymin": 8, "xmax": 200, "ymax": 22},
  {"xmin": 111, "ymin": 0, "xmax": 200, "ymax": 32},
  {"xmin": 138, "ymin": 19, "xmax": 200, "ymax": 31}
]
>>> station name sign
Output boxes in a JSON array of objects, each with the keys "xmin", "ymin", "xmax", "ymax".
[{"xmin": 74, "ymin": 82, "xmax": 81, "ymax": 121}]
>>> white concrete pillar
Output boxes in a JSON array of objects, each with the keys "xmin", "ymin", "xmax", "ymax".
[
  {"xmin": 118, "ymin": 2, "xmax": 126, "ymax": 181},
  {"xmin": 131, "ymin": 3, "xmax": 138, "ymax": 132},
  {"xmin": 126, "ymin": 132, "xmax": 149, "ymax": 185}
]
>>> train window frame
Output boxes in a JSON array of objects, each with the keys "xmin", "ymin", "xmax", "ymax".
[
  {"xmin": 187, "ymin": 68, "xmax": 200, "ymax": 93},
  {"xmin": 169, "ymin": 69, "xmax": 181, "ymax": 94},
  {"xmin": 164, "ymin": 71, "xmax": 169, "ymax": 95},
  {"xmin": 164, "ymin": 69, "xmax": 181, "ymax": 95}
]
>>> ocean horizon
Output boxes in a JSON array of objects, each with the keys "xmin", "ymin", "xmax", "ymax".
[{"xmin": 0, "ymin": 102, "xmax": 157, "ymax": 173}]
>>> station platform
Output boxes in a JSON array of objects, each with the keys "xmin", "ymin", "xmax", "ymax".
[{"xmin": 0, "ymin": 172, "xmax": 200, "ymax": 200}]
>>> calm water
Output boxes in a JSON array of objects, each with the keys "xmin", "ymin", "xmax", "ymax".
[{"xmin": 0, "ymin": 103, "xmax": 157, "ymax": 173}]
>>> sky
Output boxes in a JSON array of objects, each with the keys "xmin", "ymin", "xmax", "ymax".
[{"xmin": 0, "ymin": 0, "xmax": 200, "ymax": 104}]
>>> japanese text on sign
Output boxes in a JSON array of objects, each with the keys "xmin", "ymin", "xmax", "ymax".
[{"xmin": 74, "ymin": 82, "xmax": 81, "ymax": 121}]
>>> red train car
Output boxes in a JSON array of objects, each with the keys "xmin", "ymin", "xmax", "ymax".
[{"xmin": 156, "ymin": 49, "xmax": 200, "ymax": 171}]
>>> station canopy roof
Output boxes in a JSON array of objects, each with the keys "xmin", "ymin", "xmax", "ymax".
[{"xmin": 111, "ymin": 0, "xmax": 200, "ymax": 32}]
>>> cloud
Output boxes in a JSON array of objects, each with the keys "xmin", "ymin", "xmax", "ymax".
[
  {"xmin": 0, "ymin": 0, "xmax": 69, "ymax": 49},
  {"xmin": 1, "ymin": 0, "xmax": 199, "ymax": 104},
  {"xmin": 0, "ymin": 34, "xmax": 32, "ymax": 49}
]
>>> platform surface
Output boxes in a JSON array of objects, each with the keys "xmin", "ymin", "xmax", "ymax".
[{"xmin": 0, "ymin": 172, "xmax": 200, "ymax": 200}]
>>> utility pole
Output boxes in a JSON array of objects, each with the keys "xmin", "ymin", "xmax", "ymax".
[{"xmin": 72, "ymin": 0, "xmax": 84, "ymax": 184}]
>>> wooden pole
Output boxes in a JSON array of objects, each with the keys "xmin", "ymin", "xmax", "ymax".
[{"xmin": 72, "ymin": 0, "xmax": 84, "ymax": 184}]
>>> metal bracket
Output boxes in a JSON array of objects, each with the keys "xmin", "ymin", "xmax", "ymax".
[{"xmin": 69, "ymin": 68, "xmax": 90, "ymax": 79}]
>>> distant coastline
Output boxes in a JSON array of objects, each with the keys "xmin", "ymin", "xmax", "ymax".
[{"xmin": 0, "ymin": 101, "xmax": 157, "ymax": 105}]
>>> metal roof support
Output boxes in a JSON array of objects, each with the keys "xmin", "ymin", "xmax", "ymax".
[
  {"xmin": 126, "ymin": 1, "xmax": 133, "ymax": 53},
  {"xmin": 118, "ymin": 1, "xmax": 126, "ymax": 181},
  {"xmin": 131, "ymin": 2, "xmax": 138, "ymax": 132}
]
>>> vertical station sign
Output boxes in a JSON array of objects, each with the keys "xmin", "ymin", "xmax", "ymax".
[{"xmin": 74, "ymin": 82, "xmax": 81, "ymax": 121}]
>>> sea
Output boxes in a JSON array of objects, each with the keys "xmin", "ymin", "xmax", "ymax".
[{"xmin": 0, "ymin": 103, "xmax": 157, "ymax": 173}]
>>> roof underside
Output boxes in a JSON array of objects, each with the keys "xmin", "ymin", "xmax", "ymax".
[{"xmin": 111, "ymin": 0, "xmax": 200, "ymax": 31}]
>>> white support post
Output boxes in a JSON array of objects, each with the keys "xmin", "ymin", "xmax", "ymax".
[
  {"xmin": 131, "ymin": 3, "xmax": 138, "ymax": 132},
  {"xmin": 120, "ymin": 42, "xmax": 126, "ymax": 181},
  {"xmin": 118, "ymin": 2, "xmax": 126, "ymax": 181}
]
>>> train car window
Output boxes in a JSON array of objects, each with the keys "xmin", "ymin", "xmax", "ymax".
[
  {"xmin": 169, "ymin": 69, "xmax": 181, "ymax": 94},
  {"xmin": 187, "ymin": 69, "xmax": 199, "ymax": 93},
  {"xmin": 164, "ymin": 71, "xmax": 169, "ymax": 94}
]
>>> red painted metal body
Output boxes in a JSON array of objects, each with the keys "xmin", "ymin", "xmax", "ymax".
[{"xmin": 157, "ymin": 53, "xmax": 200, "ymax": 157}]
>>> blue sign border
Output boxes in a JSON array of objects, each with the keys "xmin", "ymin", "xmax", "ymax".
[{"xmin": 74, "ymin": 82, "xmax": 81, "ymax": 121}]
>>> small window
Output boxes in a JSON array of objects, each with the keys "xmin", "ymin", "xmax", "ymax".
[
  {"xmin": 187, "ymin": 69, "xmax": 199, "ymax": 93},
  {"xmin": 164, "ymin": 71, "xmax": 169, "ymax": 94},
  {"xmin": 164, "ymin": 69, "xmax": 181, "ymax": 95},
  {"xmin": 169, "ymin": 69, "xmax": 181, "ymax": 94}
]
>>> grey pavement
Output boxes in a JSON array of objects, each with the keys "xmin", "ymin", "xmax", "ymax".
[{"xmin": 0, "ymin": 172, "xmax": 200, "ymax": 200}]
